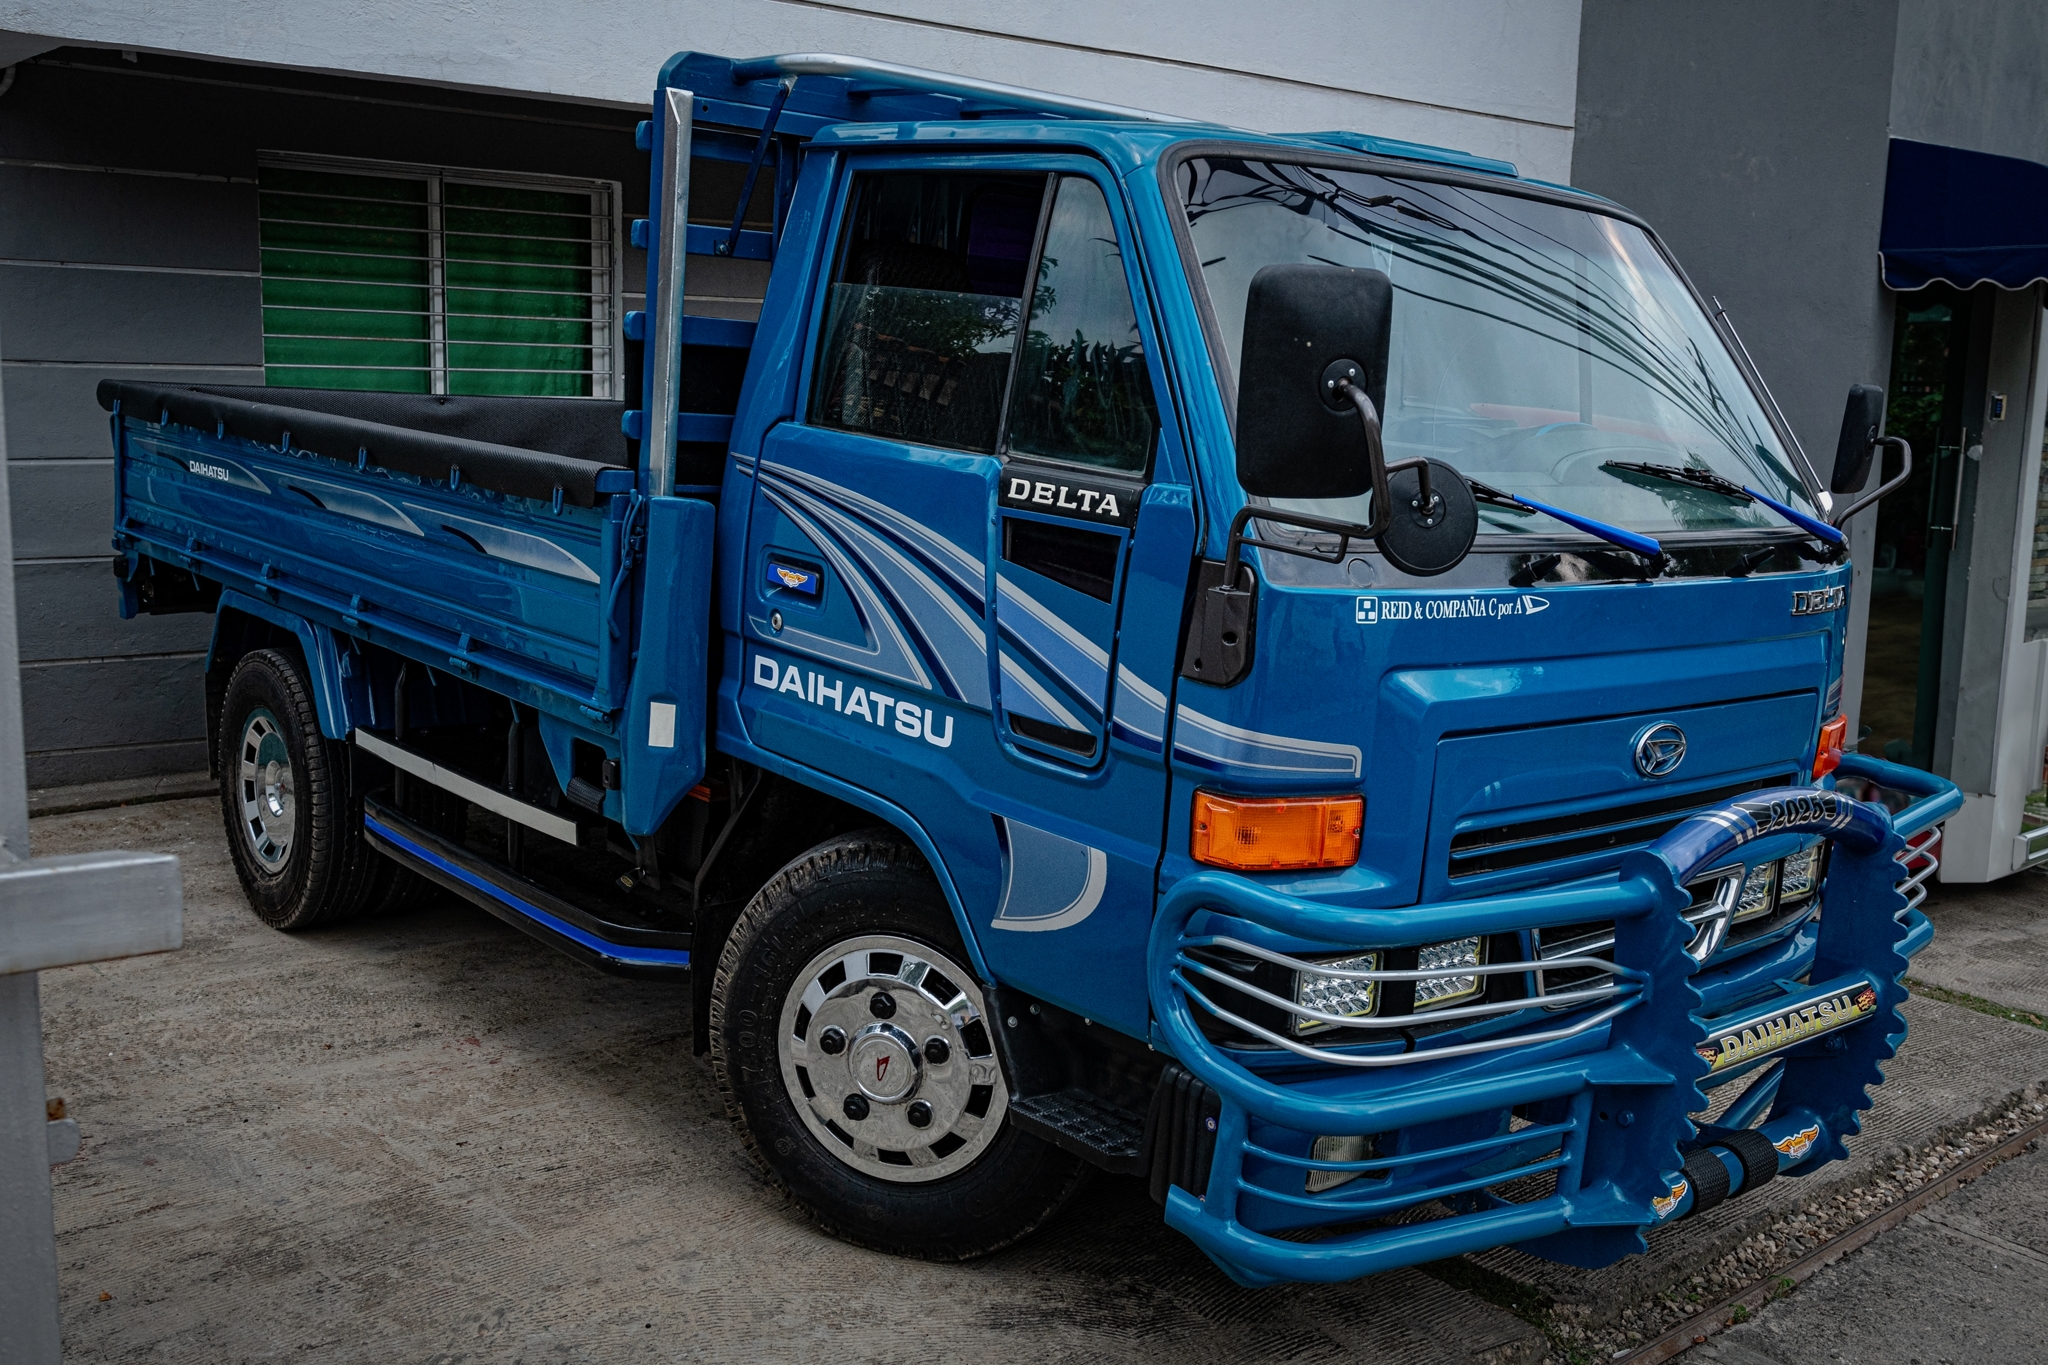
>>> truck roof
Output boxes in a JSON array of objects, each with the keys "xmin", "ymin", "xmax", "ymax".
[{"xmin": 654, "ymin": 51, "xmax": 1608, "ymax": 197}]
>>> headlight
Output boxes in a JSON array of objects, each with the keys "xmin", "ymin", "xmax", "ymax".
[
  {"xmin": 1736, "ymin": 862, "xmax": 1778, "ymax": 921},
  {"xmin": 1292, "ymin": 952, "xmax": 1380, "ymax": 1035},
  {"xmin": 1414, "ymin": 936, "xmax": 1484, "ymax": 1009},
  {"xmin": 1780, "ymin": 845, "xmax": 1821, "ymax": 902}
]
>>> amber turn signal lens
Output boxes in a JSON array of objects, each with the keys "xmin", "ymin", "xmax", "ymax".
[
  {"xmin": 1191, "ymin": 792, "xmax": 1364, "ymax": 871},
  {"xmin": 1813, "ymin": 715, "xmax": 1849, "ymax": 778}
]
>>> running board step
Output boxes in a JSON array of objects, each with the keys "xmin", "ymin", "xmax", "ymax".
[
  {"xmin": 1008, "ymin": 1088, "xmax": 1147, "ymax": 1175},
  {"xmin": 354, "ymin": 728, "xmax": 581, "ymax": 846},
  {"xmin": 363, "ymin": 796, "xmax": 691, "ymax": 980}
]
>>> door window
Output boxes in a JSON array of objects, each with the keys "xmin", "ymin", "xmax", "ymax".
[
  {"xmin": 1004, "ymin": 176, "xmax": 1159, "ymax": 473},
  {"xmin": 809, "ymin": 172, "xmax": 1045, "ymax": 454}
]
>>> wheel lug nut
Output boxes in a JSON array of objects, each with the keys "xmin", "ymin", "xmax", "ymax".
[
  {"xmin": 843, "ymin": 1094, "xmax": 869, "ymax": 1121},
  {"xmin": 923, "ymin": 1037, "xmax": 949, "ymax": 1064},
  {"xmin": 907, "ymin": 1100, "xmax": 933, "ymax": 1129},
  {"xmin": 817, "ymin": 1026, "xmax": 846, "ymax": 1055},
  {"xmin": 869, "ymin": 992, "xmax": 896, "ymax": 1019}
]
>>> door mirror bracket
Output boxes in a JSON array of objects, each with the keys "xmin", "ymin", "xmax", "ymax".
[
  {"xmin": 1828, "ymin": 384, "xmax": 1912, "ymax": 527},
  {"xmin": 1182, "ymin": 382, "xmax": 1478, "ymax": 687}
]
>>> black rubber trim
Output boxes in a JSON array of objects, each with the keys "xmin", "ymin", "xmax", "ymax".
[
  {"xmin": 1143, "ymin": 1063, "xmax": 1221, "ymax": 1203},
  {"xmin": 1681, "ymin": 1147, "xmax": 1733, "ymax": 1218},
  {"xmin": 1716, "ymin": 1127, "xmax": 1784, "ymax": 1191},
  {"xmin": 99, "ymin": 380, "xmax": 629, "ymax": 507}
]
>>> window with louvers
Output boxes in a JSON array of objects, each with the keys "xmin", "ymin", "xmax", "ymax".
[{"xmin": 258, "ymin": 158, "xmax": 618, "ymax": 397}]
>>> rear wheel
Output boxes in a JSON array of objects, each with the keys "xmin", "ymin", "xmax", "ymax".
[
  {"xmin": 710, "ymin": 830, "xmax": 1089, "ymax": 1259},
  {"xmin": 218, "ymin": 648, "xmax": 387, "ymax": 929}
]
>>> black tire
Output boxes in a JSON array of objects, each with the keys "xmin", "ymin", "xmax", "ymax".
[
  {"xmin": 710, "ymin": 830, "xmax": 1089, "ymax": 1260},
  {"xmin": 217, "ymin": 648, "xmax": 387, "ymax": 930}
]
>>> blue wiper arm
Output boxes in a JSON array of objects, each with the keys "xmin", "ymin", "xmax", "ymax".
[
  {"xmin": 1742, "ymin": 485, "xmax": 1845, "ymax": 546},
  {"xmin": 1468, "ymin": 479, "xmax": 1664, "ymax": 559},
  {"xmin": 1600, "ymin": 459, "xmax": 1844, "ymax": 547}
]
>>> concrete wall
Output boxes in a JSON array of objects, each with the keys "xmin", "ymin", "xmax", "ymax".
[
  {"xmin": 1572, "ymin": 0, "xmax": 1904, "ymax": 742},
  {"xmin": 1891, "ymin": 0, "xmax": 2048, "ymax": 162},
  {"xmin": 0, "ymin": 0, "xmax": 1583, "ymax": 181},
  {"xmin": 0, "ymin": 50, "xmax": 647, "ymax": 785}
]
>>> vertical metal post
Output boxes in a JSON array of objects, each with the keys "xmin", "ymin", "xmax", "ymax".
[
  {"xmin": 592, "ymin": 182, "xmax": 619, "ymax": 401},
  {"xmin": 0, "ymin": 316, "xmax": 60, "ymax": 1365},
  {"xmin": 427, "ymin": 175, "xmax": 448, "ymax": 396},
  {"xmin": 645, "ymin": 85, "xmax": 695, "ymax": 498}
]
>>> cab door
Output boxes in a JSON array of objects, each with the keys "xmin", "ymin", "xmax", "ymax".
[
  {"xmin": 738, "ymin": 156, "xmax": 1195, "ymax": 1035},
  {"xmin": 988, "ymin": 174, "xmax": 1158, "ymax": 769}
]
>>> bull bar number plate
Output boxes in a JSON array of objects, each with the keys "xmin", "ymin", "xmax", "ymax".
[{"xmin": 1697, "ymin": 979, "xmax": 1878, "ymax": 1073}]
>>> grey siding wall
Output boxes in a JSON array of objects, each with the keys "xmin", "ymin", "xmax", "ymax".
[
  {"xmin": 1891, "ymin": 0, "xmax": 2048, "ymax": 162},
  {"xmin": 5, "ymin": 2, "xmax": 1585, "ymax": 180},
  {"xmin": 1571, "ymin": 0, "xmax": 1904, "ymax": 740},
  {"xmin": 0, "ymin": 50, "xmax": 647, "ymax": 786}
]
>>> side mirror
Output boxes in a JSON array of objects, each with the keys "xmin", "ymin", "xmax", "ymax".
[
  {"xmin": 1236, "ymin": 264, "xmax": 1391, "ymax": 499},
  {"xmin": 1831, "ymin": 384, "xmax": 1886, "ymax": 493}
]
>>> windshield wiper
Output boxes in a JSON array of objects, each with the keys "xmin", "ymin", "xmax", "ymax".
[
  {"xmin": 1601, "ymin": 460, "xmax": 1844, "ymax": 547},
  {"xmin": 1467, "ymin": 478, "xmax": 1664, "ymax": 559}
]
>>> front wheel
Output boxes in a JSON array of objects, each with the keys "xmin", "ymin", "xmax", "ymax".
[{"xmin": 709, "ymin": 830, "xmax": 1088, "ymax": 1259}]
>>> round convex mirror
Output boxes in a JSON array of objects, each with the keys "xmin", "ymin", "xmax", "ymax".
[{"xmin": 1377, "ymin": 459, "xmax": 1478, "ymax": 577}]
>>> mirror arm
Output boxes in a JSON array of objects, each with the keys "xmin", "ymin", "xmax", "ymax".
[
  {"xmin": 1336, "ymin": 379, "xmax": 1399, "ymax": 524},
  {"xmin": 1219, "ymin": 379, "xmax": 1429, "ymax": 582},
  {"xmin": 1829, "ymin": 435, "xmax": 1911, "ymax": 527}
]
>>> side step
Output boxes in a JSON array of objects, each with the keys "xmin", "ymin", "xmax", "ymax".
[
  {"xmin": 363, "ymin": 796, "xmax": 691, "ymax": 980},
  {"xmin": 1008, "ymin": 1088, "xmax": 1147, "ymax": 1175}
]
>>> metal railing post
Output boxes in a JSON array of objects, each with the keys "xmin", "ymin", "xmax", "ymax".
[{"xmin": 0, "ymin": 317, "xmax": 184, "ymax": 1364}]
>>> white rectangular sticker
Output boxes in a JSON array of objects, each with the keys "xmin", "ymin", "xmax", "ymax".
[{"xmin": 648, "ymin": 700, "xmax": 677, "ymax": 749}]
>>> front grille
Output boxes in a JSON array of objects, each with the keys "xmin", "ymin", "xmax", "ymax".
[
  {"xmin": 1533, "ymin": 850, "xmax": 1823, "ymax": 1002},
  {"xmin": 1448, "ymin": 773, "xmax": 1799, "ymax": 879}
]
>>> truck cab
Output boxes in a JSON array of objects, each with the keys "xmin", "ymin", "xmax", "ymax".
[{"xmin": 102, "ymin": 52, "xmax": 1957, "ymax": 1287}]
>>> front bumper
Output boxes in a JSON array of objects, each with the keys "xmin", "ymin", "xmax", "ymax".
[{"xmin": 1145, "ymin": 754, "xmax": 1959, "ymax": 1286}]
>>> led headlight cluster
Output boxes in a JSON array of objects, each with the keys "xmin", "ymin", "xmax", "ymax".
[
  {"xmin": 1728, "ymin": 842, "xmax": 1825, "ymax": 925},
  {"xmin": 1291, "ymin": 953, "xmax": 1380, "ymax": 1035},
  {"xmin": 1779, "ymin": 844, "xmax": 1822, "ymax": 901},
  {"xmin": 1292, "ymin": 936, "xmax": 1487, "ymax": 1036},
  {"xmin": 1413, "ymin": 936, "xmax": 1484, "ymax": 1009},
  {"xmin": 1736, "ymin": 861, "xmax": 1778, "ymax": 921}
]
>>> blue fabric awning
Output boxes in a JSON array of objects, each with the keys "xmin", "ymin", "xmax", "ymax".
[{"xmin": 1881, "ymin": 138, "xmax": 2048, "ymax": 291}]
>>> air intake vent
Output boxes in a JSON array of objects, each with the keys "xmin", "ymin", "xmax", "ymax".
[{"xmin": 1448, "ymin": 773, "xmax": 1798, "ymax": 879}]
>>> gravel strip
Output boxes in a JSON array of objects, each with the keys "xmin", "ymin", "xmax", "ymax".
[{"xmin": 1540, "ymin": 1089, "xmax": 2048, "ymax": 1362}]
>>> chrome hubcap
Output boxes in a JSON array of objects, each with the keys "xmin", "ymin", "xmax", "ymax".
[
  {"xmin": 238, "ymin": 709, "xmax": 295, "ymax": 872},
  {"xmin": 778, "ymin": 934, "xmax": 1006, "ymax": 1182}
]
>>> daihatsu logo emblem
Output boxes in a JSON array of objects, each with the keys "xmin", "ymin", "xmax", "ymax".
[{"xmin": 1634, "ymin": 723, "xmax": 1687, "ymax": 778}]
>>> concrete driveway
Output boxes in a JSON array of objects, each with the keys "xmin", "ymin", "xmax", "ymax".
[{"xmin": 35, "ymin": 796, "xmax": 1541, "ymax": 1364}]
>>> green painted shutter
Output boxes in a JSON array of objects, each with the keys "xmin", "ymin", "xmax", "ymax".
[
  {"xmin": 260, "ymin": 162, "xmax": 616, "ymax": 397},
  {"xmin": 260, "ymin": 165, "xmax": 431, "ymax": 392}
]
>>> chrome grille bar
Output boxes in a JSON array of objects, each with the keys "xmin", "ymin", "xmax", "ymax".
[
  {"xmin": 1172, "ymin": 968, "xmax": 1644, "ymax": 1068},
  {"xmin": 1896, "ymin": 828, "xmax": 1940, "ymax": 911},
  {"xmin": 1179, "ymin": 944, "xmax": 1628, "ymax": 1030}
]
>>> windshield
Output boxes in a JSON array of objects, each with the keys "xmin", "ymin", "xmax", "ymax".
[{"xmin": 1178, "ymin": 157, "xmax": 1815, "ymax": 537}]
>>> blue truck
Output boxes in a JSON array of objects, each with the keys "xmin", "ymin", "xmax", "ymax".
[{"xmin": 98, "ymin": 52, "xmax": 1957, "ymax": 1285}]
